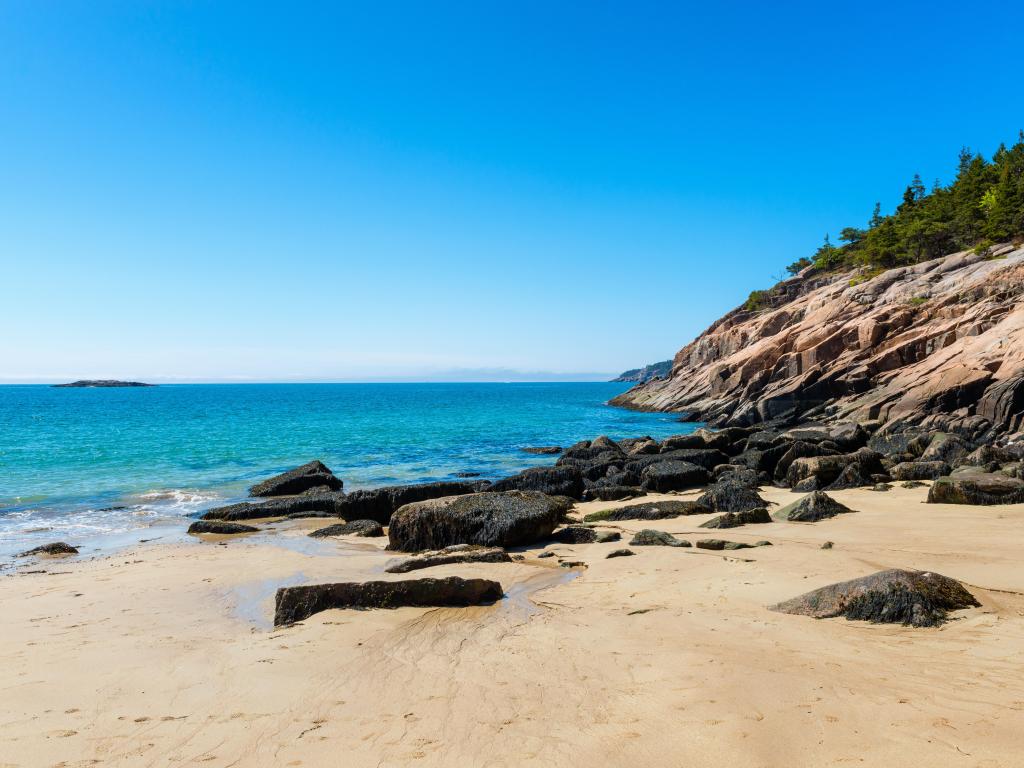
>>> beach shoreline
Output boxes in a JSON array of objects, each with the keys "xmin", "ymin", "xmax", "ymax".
[{"xmin": 4, "ymin": 484, "xmax": 1024, "ymax": 767}]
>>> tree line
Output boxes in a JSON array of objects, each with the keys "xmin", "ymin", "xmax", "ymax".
[{"xmin": 786, "ymin": 131, "xmax": 1024, "ymax": 276}]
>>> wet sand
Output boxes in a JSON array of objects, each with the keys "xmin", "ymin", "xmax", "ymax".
[{"xmin": 2, "ymin": 485, "xmax": 1023, "ymax": 767}]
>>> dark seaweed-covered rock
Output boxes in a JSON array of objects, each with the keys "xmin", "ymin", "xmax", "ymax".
[
  {"xmin": 551, "ymin": 526, "xmax": 620, "ymax": 544},
  {"xmin": 695, "ymin": 481, "xmax": 769, "ymax": 512},
  {"xmin": 335, "ymin": 481, "xmax": 488, "ymax": 525},
  {"xmin": 871, "ymin": 483, "xmax": 893, "ymax": 492},
  {"xmin": 387, "ymin": 491, "xmax": 570, "ymax": 552},
  {"xmin": 561, "ymin": 437, "xmax": 625, "ymax": 461},
  {"xmin": 772, "ymin": 491, "xmax": 854, "ymax": 522},
  {"xmin": 384, "ymin": 545, "xmax": 511, "ymax": 573},
  {"xmin": 17, "ymin": 542, "xmax": 78, "ymax": 557},
  {"xmin": 274, "ymin": 577, "xmax": 503, "ymax": 625},
  {"xmin": 920, "ymin": 433, "xmax": 970, "ymax": 465},
  {"xmin": 606, "ymin": 548, "xmax": 635, "ymax": 558},
  {"xmin": 927, "ymin": 473, "xmax": 1024, "ymax": 505},
  {"xmin": 792, "ymin": 476, "xmax": 820, "ymax": 492},
  {"xmin": 785, "ymin": 455, "xmax": 853, "ymax": 489},
  {"xmin": 581, "ymin": 485, "xmax": 645, "ymax": 502},
  {"xmin": 699, "ymin": 508, "xmax": 772, "ymax": 529},
  {"xmin": 203, "ymin": 492, "xmax": 344, "ymax": 521},
  {"xmin": 695, "ymin": 539, "xmax": 758, "ymax": 550},
  {"xmin": 770, "ymin": 568, "xmax": 979, "ymax": 627},
  {"xmin": 249, "ymin": 460, "xmax": 343, "ymax": 497},
  {"xmin": 521, "ymin": 446, "xmax": 562, "ymax": 455},
  {"xmin": 490, "ymin": 466, "xmax": 585, "ymax": 499},
  {"xmin": 583, "ymin": 500, "xmax": 707, "ymax": 523},
  {"xmin": 772, "ymin": 441, "xmax": 840, "ymax": 482},
  {"xmin": 824, "ymin": 462, "xmax": 869, "ymax": 490},
  {"xmin": 628, "ymin": 529, "xmax": 691, "ymax": 547},
  {"xmin": 308, "ymin": 520, "xmax": 384, "ymax": 538},
  {"xmin": 640, "ymin": 460, "xmax": 708, "ymax": 492},
  {"xmin": 900, "ymin": 480, "xmax": 928, "ymax": 488},
  {"xmin": 890, "ymin": 461, "xmax": 950, "ymax": 481},
  {"xmin": 187, "ymin": 520, "xmax": 259, "ymax": 535}
]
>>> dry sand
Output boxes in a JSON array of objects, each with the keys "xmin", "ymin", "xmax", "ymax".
[{"xmin": 2, "ymin": 485, "xmax": 1024, "ymax": 767}]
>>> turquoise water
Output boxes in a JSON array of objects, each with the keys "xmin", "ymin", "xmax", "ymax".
[{"xmin": 0, "ymin": 383, "xmax": 691, "ymax": 556}]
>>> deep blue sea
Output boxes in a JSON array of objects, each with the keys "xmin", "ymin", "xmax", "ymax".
[{"xmin": 0, "ymin": 383, "xmax": 692, "ymax": 557}]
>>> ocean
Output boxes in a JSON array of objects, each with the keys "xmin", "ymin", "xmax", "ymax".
[{"xmin": 0, "ymin": 382, "xmax": 693, "ymax": 557}]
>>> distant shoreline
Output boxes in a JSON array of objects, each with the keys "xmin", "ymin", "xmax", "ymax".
[{"xmin": 52, "ymin": 380, "xmax": 155, "ymax": 388}]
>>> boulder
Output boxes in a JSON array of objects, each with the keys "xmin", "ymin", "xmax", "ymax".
[
  {"xmin": 187, "ymin": 520, "xmax": 259, "ymax": 535},
  {"xmin": 639, "ymin": 460, "xmax": 708, "ymax": 492},
  {"xmin": 606, "ymin": 548, "xmax": 635, "ymax": 558},
  {"xmin": 921, "ymin": 433, "xmax": 971, "ymax": 465},
  {"xmin": 384, "ymin": 545, "xmax": 511, "ymax": 573},
  {"xmin": 699, "ymin": 508, "xmax": 772, "ymax": 529},
  {"xmin": 308, "ymin": 520, "xmax": 384, "ymax": 538},
  {"xmin": 770, "ymin": 568, "xmax": 979, "ymax": 627},
  {"xmin": 628, "ymin": 529, "xmax": 691, "ymax": 547},
  {"xmin": 521, "ymin": 446, "xmax": 562, "ymax": 455},
  {"xmin": 927, "ymin": 473, "xmax": 1024, "ymax": 505},
  {"xmin": 203, "ymin": 492, "xmax": 343, "ymax": 521},
  {"xmin": 550, "ymin": 526, "xmax": 621, "ymax": 544},
  {"xmin": 695, "ymin": 481, "xmax": 769, "ymax": 512},
  {"xmin": 824, "ymin": 463, "xmax": 870, "ymax": 490},
  {"xmin": 660, "ymin": 433, "xmax": 706, "ymax": 451},
  {"xmin": 773, "ymin": 491, "xmax": 854, "ymax": 522},
  {"xmin": 249, "ymin": 460, "xmax": 343, "ymax": 497},
  {"xmin": 785, "ymin": 455, "xmax": 853, "ymax": 489},
  {"xmin": 335, "ymin": 481, "xmax": 487, "ymax": 525},
  {"xmin": 583, "ymin": 500, "xmax": 707, "ymax": 523},
  {"xmin": 490, "ymin": 466, "xmax": 585, "ymax": 499},
  {"xmin": 17, "ymin": 542, "xmax": 78, "ymax": 557},
  {"xmin": 274, "ymin": 577, "xmax": 503, "ymax": 625},
  {"xmin": 890, "ymin": 461, "xmax": 951, "ymax": 481},
  {"xmin": 387, "ymin": 491, "xmax": 570, "ymax": 552},
  {"xmin": 695, "ymin": 539, "xmax": 760, "ymax": 550}
]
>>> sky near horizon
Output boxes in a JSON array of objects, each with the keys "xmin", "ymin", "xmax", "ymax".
[{"xmin": 2, "ymin": 2, "xmax": 1023, "ymax": 383}]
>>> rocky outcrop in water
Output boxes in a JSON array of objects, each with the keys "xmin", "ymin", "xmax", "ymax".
[
  {"xmin": 274, "ymin": 577, "xmax": 504, "ymax": 625},
  {"xmin": 611, "ymin": 360, "xmax": 672, "ymax": 383},
  {"xmin": 17, "ymin": 542, "xmax": 78, "ymax": 556},
  {"xmin": 771, "ymin": 568, "xmax": 979, "ymax": 627},
  {"xmin": 52, "ymin": 380, "xmax": 154, "ymax": 388},
  {"xmin": 249, "ymin": 461, "xmax": 343, "ymax": 497},
  {"xmin": 611, "ymin": 248, "xmax": 1024, "ymax": 440}
]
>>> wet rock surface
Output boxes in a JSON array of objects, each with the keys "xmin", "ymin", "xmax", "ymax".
[
  {"xmin": 308, "ymin": 520, "xmax": 384, "ymax": 538},
  {"xmin": 628, "ymin": 529, "xmax": 691, "ymax": 547},
  {"xmin": 249, "ymin": 460, "xmax": 343, "ymax": 497},
  {"xmin": 17, "ymin": 542, "xmax": 79, "ymax": 557},
  {"xmin": 187, "ymin": 521, "xmax": 259, "ymax": 535},
  {"xmin": 384, "ymin": 545, "xmax": 511, "ymax": 573},
  {"xmin": 274, "ymin": 577, "xmax": 504, "ymax": 625}
]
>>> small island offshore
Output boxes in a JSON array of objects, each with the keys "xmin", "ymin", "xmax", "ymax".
[{"xmin": 52, "ymin": 380, "xmax": 155, "ymax": 388}]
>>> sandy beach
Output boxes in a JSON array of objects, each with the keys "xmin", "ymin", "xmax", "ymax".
[{"xmin": 3, "ymin": 484, "xmax": 1023, "ymax": 768}]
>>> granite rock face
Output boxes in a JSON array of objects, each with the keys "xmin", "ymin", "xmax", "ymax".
[{"xmin": 611, "ymin": 248, "xmax": 1024, "ymax": 438}]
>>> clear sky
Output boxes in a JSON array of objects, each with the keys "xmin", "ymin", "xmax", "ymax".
[{"xmin": 2, "ymin": 1, "xmax": 1022, "ymax": 382}]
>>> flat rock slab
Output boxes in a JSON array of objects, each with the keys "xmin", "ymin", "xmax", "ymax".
[
  {"xmin": 308, "ymin": 520, "xmax": 384, "ymax": 538},
  {"xmin": 17, "ymin": 542, "xmax": 78, "ymax": 557},
  {"xmin": 550, "ymin": 526, "xmax": 621, "ymax": 544},
  {"xmin": 628, "ymin": 529, "xmax": 691, "ymax": 547},
  {"xmin": 773, "ymin": 491, "xmax": 854, "ymax": 522},
  {"xmin": 388, "ymin": 491, "xmax": 570, "ymax": 552},
  {"xmin": 583, "ymin": 500, "xmax": 707, "ymax": 523},
  {"xmin": 927, "ymin": 473, "xmax": 1024, "ymax": 505},
  {"xmin": 695, "ymin": 539, "xmax": 767, "ymax": 551},
  {"xmin": 699, "ymin": 508, "xmax": 772, "ymax": 529},
  {"xmin": 187, "ymin": 521, "xmax": 259, "ymax": 535},
  {"xmin": 249, "ymin": 460, "xmax": 343, "ymax": 497},
  {"xmin": 274, "ymin": 577, "xmax": 503, "ymax": 625},
  {"xmin": 384, "ymin": 546, "xmax": 511, "ymax": 573},
  {"xmin": 771, "ymin": 568, "xmax": 979, "ymax": 627}
]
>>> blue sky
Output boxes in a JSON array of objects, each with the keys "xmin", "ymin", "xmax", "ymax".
[{"xmin": 2, "ymin": 1, "xmax": 1022, "ymax": 382}]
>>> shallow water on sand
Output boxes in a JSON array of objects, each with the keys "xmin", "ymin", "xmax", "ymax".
[{"xmin": 0, "ymin": 382, "xmax": 692, "ymax": 557}]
